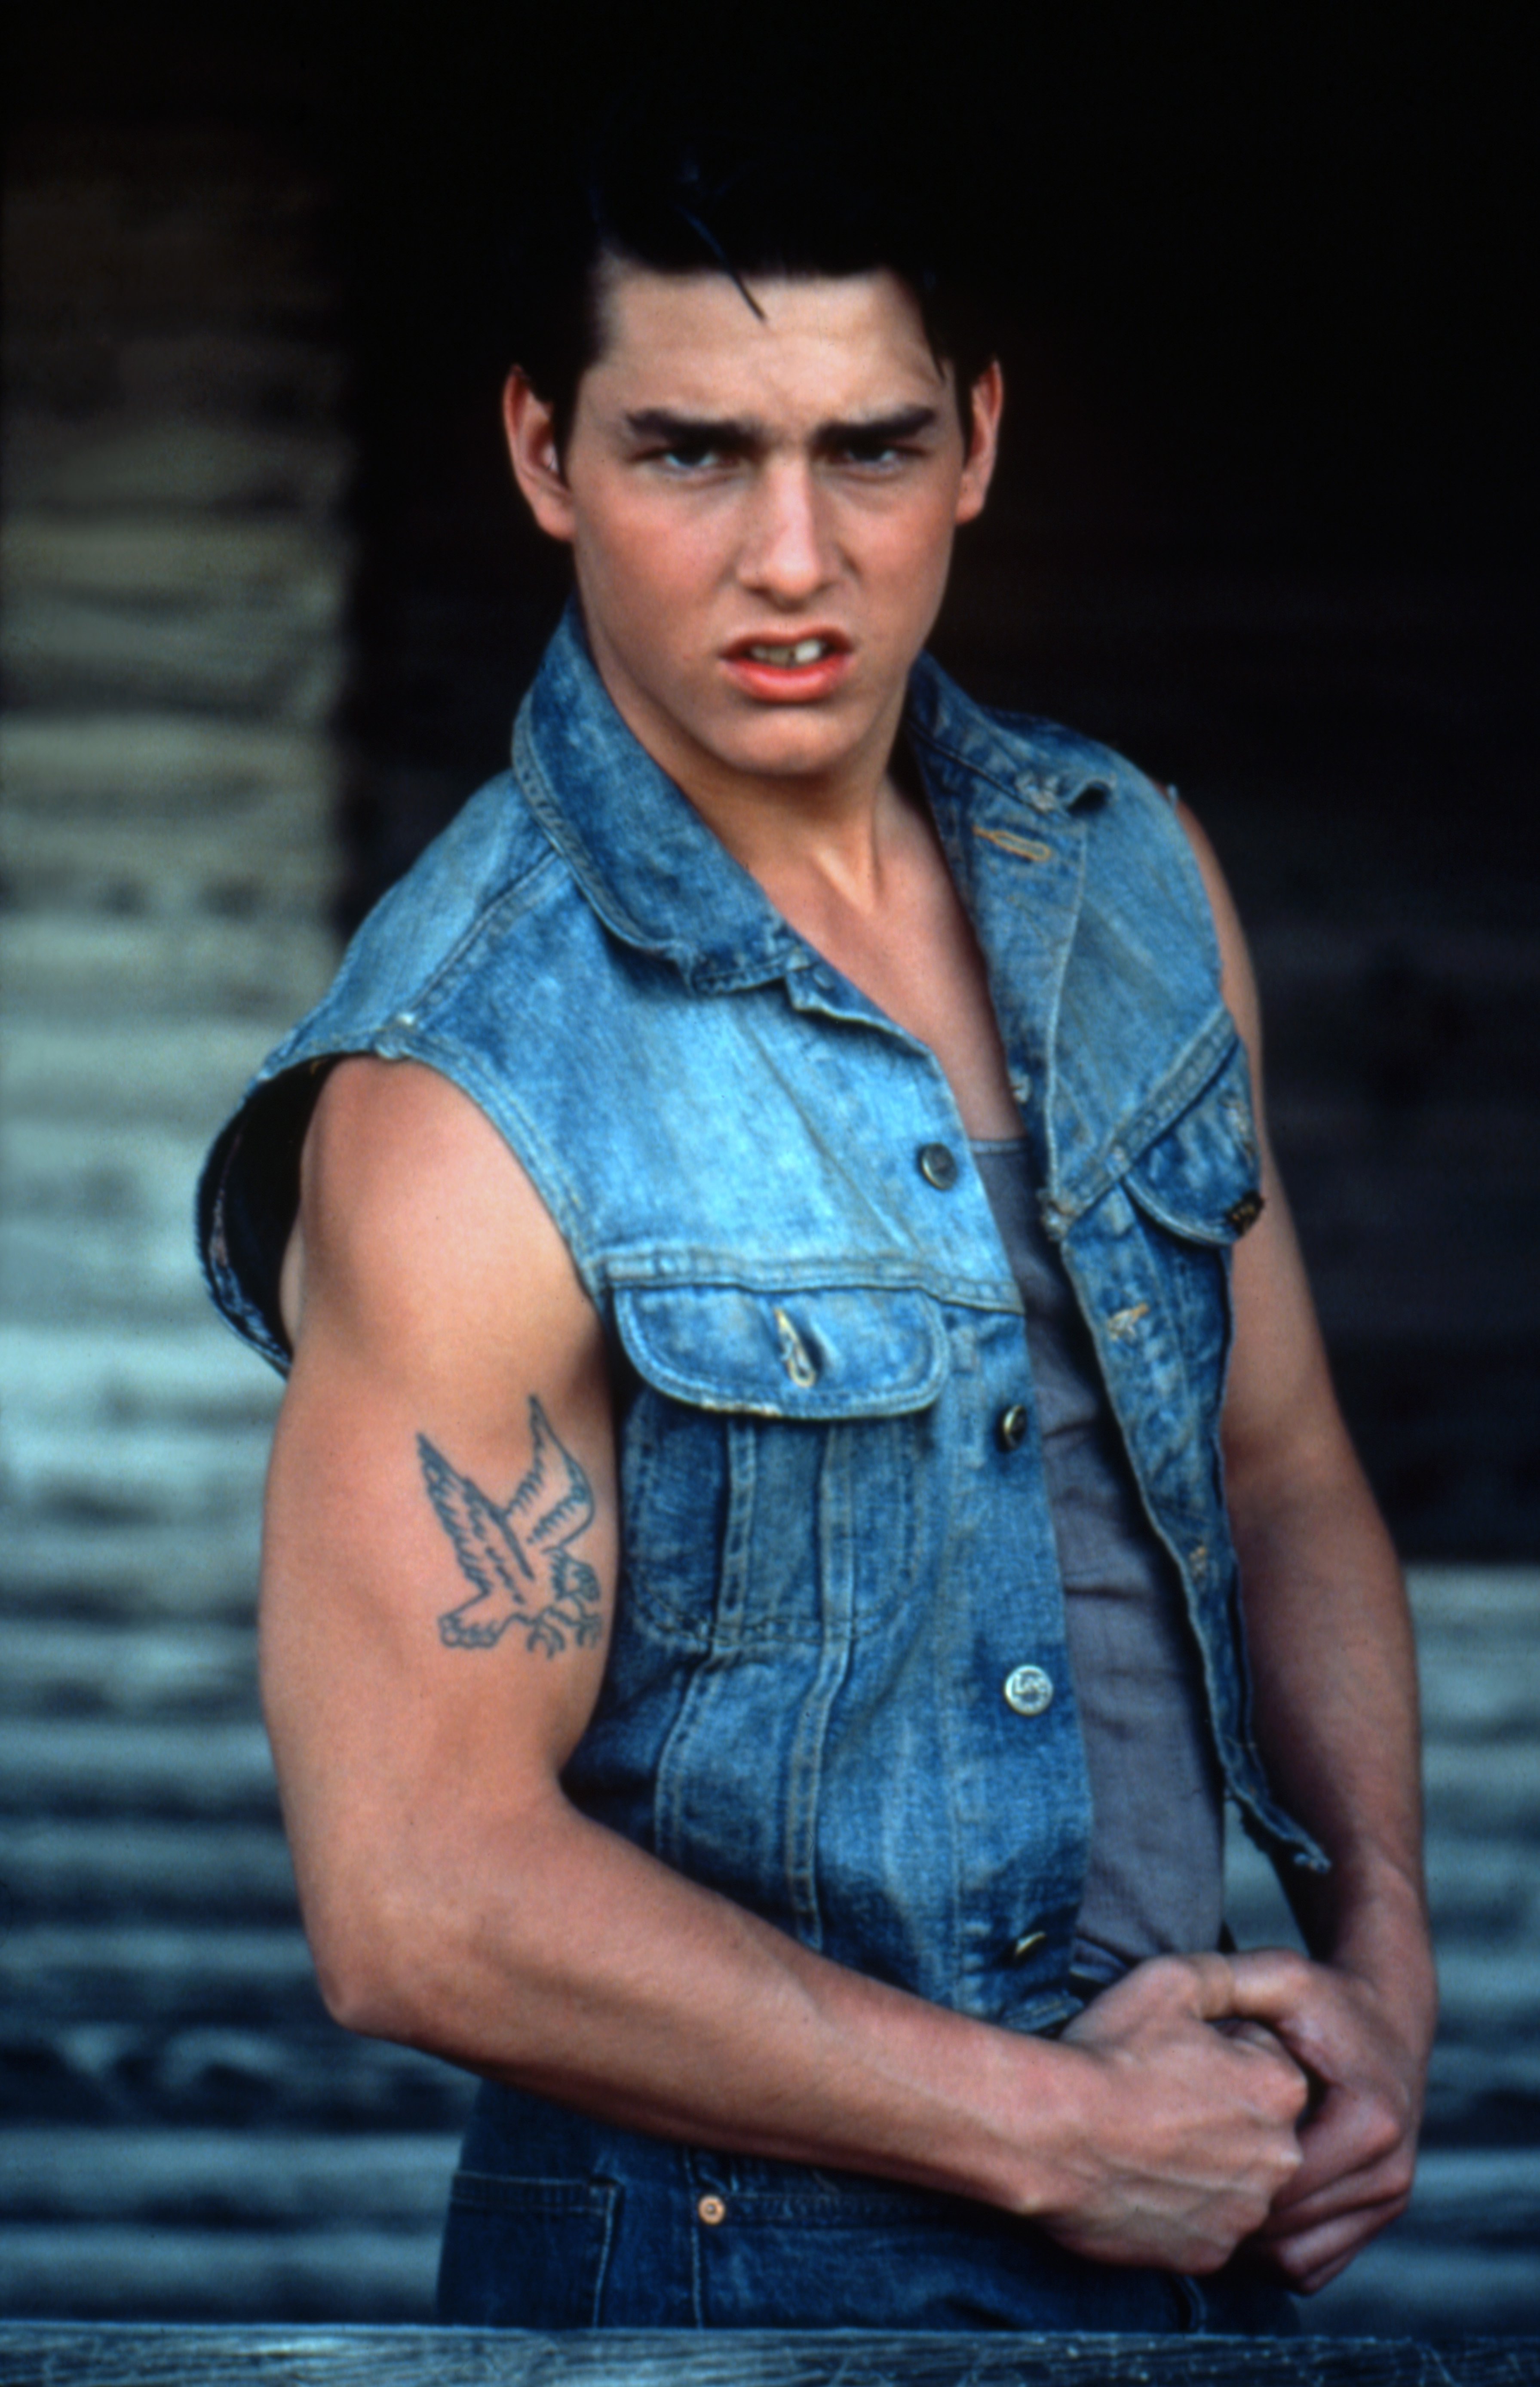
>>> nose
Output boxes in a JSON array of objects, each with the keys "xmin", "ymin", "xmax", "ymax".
[{"xmin": 738, "ymin": 460, "xmax": 836, "ymax": 602}]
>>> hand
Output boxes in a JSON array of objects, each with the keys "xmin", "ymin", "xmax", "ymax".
[
  {"xmin": 1040, "ymin": 1951, "xmax": 1310, "ymax": 2275},
  {"xmin": 1245, "ymin": 1951, "xmax": 1433, "ymax": 2293}
]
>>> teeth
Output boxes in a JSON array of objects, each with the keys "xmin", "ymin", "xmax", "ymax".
[{"xmin": 747, "ymin": 639, "xmax": 827, "ymax": 666}]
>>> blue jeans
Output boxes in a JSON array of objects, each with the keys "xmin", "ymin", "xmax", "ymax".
[{"xmin": 436, "ymin": 2083, "xmax": 1301, "ymax": 2334}]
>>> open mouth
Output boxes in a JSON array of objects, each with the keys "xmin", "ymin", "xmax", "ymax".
[
  {"xmin": 721, "ymin": 630, "xmax": 853, "ymax": 702},
  {"xmin": 740, "ymin": 637, "xmax": 836, "ymax": 667}
]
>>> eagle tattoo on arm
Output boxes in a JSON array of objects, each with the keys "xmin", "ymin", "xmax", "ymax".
[{"xmin": 417, "ymin": 1398, "xmax": 605, "ymax": 1658}]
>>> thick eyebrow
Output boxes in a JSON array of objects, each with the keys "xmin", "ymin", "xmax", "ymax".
[{"xmin": 621, "ymin": 404, "xmax": 943, "ymax": 453}]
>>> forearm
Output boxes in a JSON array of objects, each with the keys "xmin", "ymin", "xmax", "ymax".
[
  {"xmin": 1225, "ymin": 1427, "xmax": 1436, "ymax": 2289},
  {"xmin": 290, "ymin": 1770, "xmax": 1309, "ymax": 2270},
  {"xmin": 1229, "ymin": 1428, "xmax": 1432, "ymax": 2001},
  {"xmin": 310, "ymin": 1776, "xmax": 1078, "ymax": 2205}
]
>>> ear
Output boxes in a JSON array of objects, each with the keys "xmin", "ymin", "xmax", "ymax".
[
  {"xmin": 503, "ymin": 369, "xmax": 576, "ymax": 543},
  {"xmin": 954, "ymin": 361, "xmax": 1003, "ymax": 525}
]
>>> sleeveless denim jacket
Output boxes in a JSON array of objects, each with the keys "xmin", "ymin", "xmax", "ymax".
[{"xmin": 199, "ymin": 606, "xmax": 1322, "ymax": 2037}]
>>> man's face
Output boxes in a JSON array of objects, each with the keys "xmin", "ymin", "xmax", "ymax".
[{"xmin": 506, "ymin": 263, "xmax": 1001, "ymax": 815}]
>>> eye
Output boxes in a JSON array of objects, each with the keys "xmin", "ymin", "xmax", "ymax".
[
  {"xmin": 829, "ymin": 434, "xmax": 913, "ymax": 473},
  {"xmin": 654, "ymin": 440, "xmax": 730, "ymax": 474}
]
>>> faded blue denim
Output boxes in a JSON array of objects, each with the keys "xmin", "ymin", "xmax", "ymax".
[{"xmin": 199, "ymin": 604, "xmax": 1318, "ymax": 2329}]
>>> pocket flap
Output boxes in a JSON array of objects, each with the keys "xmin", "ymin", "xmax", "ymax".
[
  {"xmin": 614, "ymin": 1281, "xmax": 948, "ymax": 1419},
  {"xmin": 1122, "ymin": 1038, "xmax": 1264, "ymax": 1245}
]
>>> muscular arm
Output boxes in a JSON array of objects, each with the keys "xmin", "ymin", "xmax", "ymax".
[
  {"xmin": 1181, "ymin": 808, "xmax": 1438, "ymax": 2292},
  {"xmin": 262, "ymin": 1054, "xmax": 1311, "ymax": 2276}
]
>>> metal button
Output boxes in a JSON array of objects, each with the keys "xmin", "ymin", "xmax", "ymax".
[
  {"xmin": 697, "ymin": 2194, "xmax": 727, "ymax": 2226},
  {"xmin": 918, "ymin": 1142, "xmax": 959, "ymax": 1189},
  {"xmin": 1008, "ymin": 1930, "xmax": 1046, "ymax": 1963},
  {"xmin": 996, "ymin": 1404, "xmax": 1031, "ymax": 1451},
  {"xmin": 1003, "ymin": 1663, "xmax": 1054, "ymax": 1717},
  {"xmin": 1226, "ymin": 1189, "xmax": 1266, "ymax": 1237}
]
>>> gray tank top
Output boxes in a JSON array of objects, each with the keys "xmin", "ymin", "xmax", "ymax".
[{"xmin": 972, "ymin": 1138, "xmax": 1225, "ymax": 1981}]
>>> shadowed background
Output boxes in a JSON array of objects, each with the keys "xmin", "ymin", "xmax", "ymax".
[{"xmin": 3, "ymin": 7, "xmax": 1536, "ymax": 2336}]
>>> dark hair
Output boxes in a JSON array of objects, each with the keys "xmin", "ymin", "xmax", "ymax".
[{"xmin": 509, "ymin": 57, "xmax": 1000, "ymax": 460}]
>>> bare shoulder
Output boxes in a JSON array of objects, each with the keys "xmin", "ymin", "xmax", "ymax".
[{"xmin": 280, "ymin": 1055, "xmax": 596, "ymax": 1400}]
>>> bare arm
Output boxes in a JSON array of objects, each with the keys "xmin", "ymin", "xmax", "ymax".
[
  {"xmin": 262, "ymin": 1053, "xmax": 1313, "ymax": 2276},
  {"xmin": 1181, "ymin": 807, "xmax": 1438, "ymax": 2292}
]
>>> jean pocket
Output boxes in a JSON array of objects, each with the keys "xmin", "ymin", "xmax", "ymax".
[{"xmin": 437, "ymin": 2169, "xmax": 620, "ymax": 2328}]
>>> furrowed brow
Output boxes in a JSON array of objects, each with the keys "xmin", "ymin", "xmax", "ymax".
[
  {"xmin": 814, "ymin": 405, "xmax": 942, "ymax": 449},
  {"xmin": 621, "ymin": 404, "xmax": 944, "ymax": 453},
  {"xmin": 623, "ymin": 409, "xmax": 763, "ymax": 449}
]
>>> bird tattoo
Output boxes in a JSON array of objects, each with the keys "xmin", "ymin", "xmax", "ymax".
[{"xmin": 417, "ymin": 1399, "xmax": 604, "ymax": 1658}]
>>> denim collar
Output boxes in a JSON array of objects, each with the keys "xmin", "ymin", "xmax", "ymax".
[{"xmin": 514, "ymin": 600, "xmax": 1111, "ymax": 994}]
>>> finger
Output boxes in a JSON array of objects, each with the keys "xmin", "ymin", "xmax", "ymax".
[
  {"xmin": 1177, "ymin": 1946, "xmax": 1314, "ymax": 2030},
  {"xmin": 1259, "ymin": 2196, "xmax": 1409, "ymax": 2296},
  {"xmin": 1270, "ymin": 2086, "xmax": 1416, "ymax": 2212},
  {"xmin": 1211, "ymin": 2015, "xmax": 1321, "ymax": 2104},
  {"xmin": 1264, "ymin": 2148, "xmax": 1414, "ymax": 2232},
  {"xmin": 1214, "ymin": 2016, "xmax": 1290, "ymax": 2055}
]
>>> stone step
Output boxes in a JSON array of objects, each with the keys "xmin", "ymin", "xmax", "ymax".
[
  {"xmin": 0, "ymin": 712, "xmax": 337, "ymax": 810},
  {"xmin": 1309, "ymin": 2242, "xmax": 1540, "ymax": 2339},
  {"xmin": 1421, "ymin": 1745, "xmax": 1540, "ymax": 1837},
  {"xmin": 0, "ymin": 1621, "xmax": 258, "ymax": 1718},
  {"xmin": 2, "ymin": 1422, "xmax": 272, "ymax": 1532},
  {"xmin": 0, "ymin": 1926, "xmax": 313, "ymax": 2006},
  {"xmin": 0, "ymin": 2128, "xmax": 459, "ymax": 2225},
  {"xmin": 0, "ymin": 2226, "xmax": 442, "ymax": 2326},
  {"xmin": 1411, "ymin": 1562, "xmax": 1540, "ymax": 1624},
  {"xmin": 1226, "ymin": 1835, "xmax": 1540, "ymax": 1948},
  {"xmin": 0, "ymin": 1820, "xmax": 294, "ymax": 1919},
  {"xmin": 0, "ymin": 1518, "xmax": 264, "ymax": 1618},
  {"xmin": 2, "ymin": 589, "xmax": 344, "ymax": 721},
  {"xmin": 3, "ymin": 415, "xmax": 346, "ymax": 519},
  {"xmin": 4, "ymin": 516, "xmax": 346, "ymax": 604},
  {"xmin": 0, "ymin": 2018, "xmax": 472, "ymax": 2135},
  {"xmin": 3, "ymin": 808, "xmax": 331, "ymax": 918},
  {"xmin": 3, "ymin": 1117, "xmax": 245, "ymax": 1207},
  {"xmin": 0, "ymin": 1722, "xmax": 277, "ymax": 1819},
  {"xmin": 1, "ymin": 1019, "xmax": 300, "ymax": 1129},
  {"xmin": 0, "ymin": 1107, "xmax": 268, "ymax": 1324},
  {"xmin": 1, "ymin": 1319, "xmax": 282, "ymax": 1436},
  {"xmin": 0, "ymin": 1222, "xmax": 218, "ymax": 1334},
  {"xmin": 2, "ymin": 911, "xmax": 337, "ymax": 1017}
]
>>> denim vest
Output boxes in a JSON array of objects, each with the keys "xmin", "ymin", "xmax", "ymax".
[{"xmin": 200, "ymin": 607, "xmax": 1321, "ymax": 2037}]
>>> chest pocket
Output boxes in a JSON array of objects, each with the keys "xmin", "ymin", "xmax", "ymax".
[
  {"xmin": 1120, "ymin": 1034, "xmax": 1263, "ymax": 1246},
  {"xmin": 614, "ymin": 1281, "xmax": 948, "ymax": 1417},
  {"xmin": 610, "ymin": 1281, "xmax": 949, "ymax": 1650}
]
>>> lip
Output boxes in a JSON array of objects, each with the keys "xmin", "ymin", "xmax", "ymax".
[{"xmin": 720, "ymin": 629, "xmax": 854, "ymax": 704}]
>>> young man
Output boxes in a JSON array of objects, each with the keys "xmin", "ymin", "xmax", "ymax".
[{"xmin": 199, "ymin": 92, "xmax": 1434, "ymax": 2334}]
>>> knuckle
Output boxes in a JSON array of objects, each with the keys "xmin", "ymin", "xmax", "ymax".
[
  {"xmin": 1274, "ymin": 1948, "xmax": 1315, "ymax": 1999},
  {"xmin": 1267, "ymin": 2061, "xmax": 1311, "ymax": 2122}
]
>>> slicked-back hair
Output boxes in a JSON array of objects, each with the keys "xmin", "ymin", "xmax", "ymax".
[{"xmin": 508, "ymin": 55, "xmax": 1000, "ymax": 459}]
